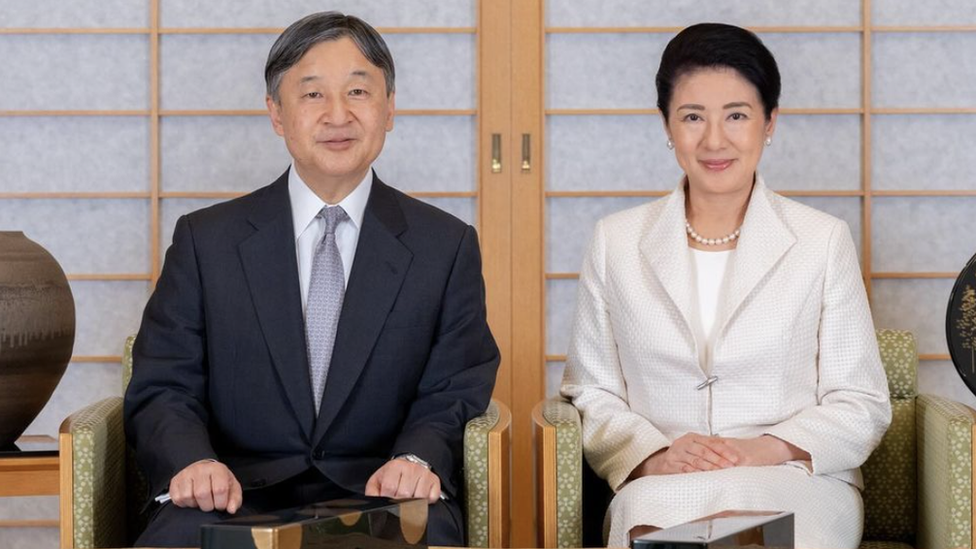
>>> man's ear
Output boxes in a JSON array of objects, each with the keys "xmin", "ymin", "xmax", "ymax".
[
  {"xmin": 266, "ymin": 95, "xmax": 286, "ymax": 137},
  {"xmin": 386, "ymin": 92, "xmax": 396, "ymax": 132}
]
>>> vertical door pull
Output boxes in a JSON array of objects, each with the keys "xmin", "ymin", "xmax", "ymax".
[
  {"xmin": 491, "ymin": 134, "xmax": 503, "ymax": 173},
  {"xmin": 521, "ymin": 133, "xmax": 531, "ymax": 172}
]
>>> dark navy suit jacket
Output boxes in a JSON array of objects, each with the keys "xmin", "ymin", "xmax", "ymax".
[{"xmin": 123, "ymin": 170, "xmax": 500, "ymax": 505}]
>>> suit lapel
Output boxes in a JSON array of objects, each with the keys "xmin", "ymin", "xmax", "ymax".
[
  {"xmin": 639, "ymin": 183, "xmax": 699, "ymax": 340},
  {"xmin": 238, "ymin": 172, "xmax": 316, "ymax": 441},
  {"xmin": 717, "ymin": 176, "xmax": 796, "ymax": 335},
  {"xmin": 312, "ymin": 176, "xmax": 413, "ymax": 443}
]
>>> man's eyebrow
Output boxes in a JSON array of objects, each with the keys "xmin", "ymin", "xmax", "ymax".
[{"xmin": 298, "ymin": 75, "xmax": 320, "ymax": 85}]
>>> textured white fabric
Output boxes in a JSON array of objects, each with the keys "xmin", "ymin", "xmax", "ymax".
[
  {"xmin": 290, "ymin": 166, "xmax": 372, "ymax": 309},
  {"xmin": 609, "ymin": 465, "xmax": 863, "ymax": 548},
  {"xmin": 561, "ymin": 175, "xmax": 891, "ymax": 548}
]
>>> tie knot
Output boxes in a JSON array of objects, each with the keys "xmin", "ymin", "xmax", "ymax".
[{"xmin": 318, "ymin": 205, "xmax": 348, "ymax": 234}]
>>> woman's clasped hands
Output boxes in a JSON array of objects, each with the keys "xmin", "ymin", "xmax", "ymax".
[{"xmin": 629, "ymin": 433, "xmax": 809, "ymax": 479}]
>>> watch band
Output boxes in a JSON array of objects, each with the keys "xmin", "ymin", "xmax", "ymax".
[{"xmin": 393, "ymin": 453, "xmax": 432, "ymax": 470}]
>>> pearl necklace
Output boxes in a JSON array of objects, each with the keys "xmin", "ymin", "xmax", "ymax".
[{"xmin": 685, "ymin": 219, "xmax": 741, "ymax": 246}]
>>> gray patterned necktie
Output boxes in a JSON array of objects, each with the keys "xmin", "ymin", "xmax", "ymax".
[{"xmin": 306, "ymin": 205, "xmax": 348, "ymax": 414}]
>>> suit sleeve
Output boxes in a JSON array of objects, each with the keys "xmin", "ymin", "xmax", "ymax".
[
  {"xmin": 764, "ymin": 220, "xmax": 892, "ymax": 475},
  {"xmin": 123, "ymin": 214, "xmax": 218, "ymax": 498},
  {"xmin": 389, "ymin": 225, "xmax": 500, "ymax": 497},
  {"xmin": 561, "ymin": 221, "xmax": 673, "ymax": 491}
]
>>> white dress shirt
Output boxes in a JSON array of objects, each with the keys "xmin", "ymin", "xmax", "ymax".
[{"xmin": 289, "ymin": 166, "xmax": 372, "ymax": 312}]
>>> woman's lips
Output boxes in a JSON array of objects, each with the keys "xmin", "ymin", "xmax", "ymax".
[{"xmin": 700, "ymin": 159, "xmax": 734, "ymax": 171}]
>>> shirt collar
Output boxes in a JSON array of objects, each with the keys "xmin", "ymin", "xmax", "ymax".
[{"xmin": 289, "ymin": 166, "xmax": 373, "ymax": 242}]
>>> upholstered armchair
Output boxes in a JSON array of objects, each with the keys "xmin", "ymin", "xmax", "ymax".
[
  {"xmin": 59, "ymin": 336, "xmax": 511, "ymax": 549},
  {"xmin": 533, "ymin": 330, "xmax": 976, "ymax": 549}
]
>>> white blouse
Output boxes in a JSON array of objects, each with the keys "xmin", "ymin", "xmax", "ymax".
[{"xmin": 691, "ymin": 247, "xmax": 732, "ymax": 372}]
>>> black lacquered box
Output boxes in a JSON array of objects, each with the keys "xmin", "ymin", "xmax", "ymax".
[
  {"xmin": 201, "ymin": 497, "xmax": 427, "ymax": 549},
  {"xmin": 631, "ymin": 510, "xmax": 793, "ymax": 549}
]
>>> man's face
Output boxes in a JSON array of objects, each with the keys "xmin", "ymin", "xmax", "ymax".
[{"xmin": 267, "ymin": 37, "xmax": 395, "ymax": 193}]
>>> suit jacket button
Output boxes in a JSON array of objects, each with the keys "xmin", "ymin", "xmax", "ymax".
[{"xmin": 313, "ymin": 449, "xmax": 325, "ymax": 460}]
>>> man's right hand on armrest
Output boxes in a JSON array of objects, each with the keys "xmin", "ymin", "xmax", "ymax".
[{"xmin": 168, "ymin": 459, "xmax": 242, "ymax": 514}]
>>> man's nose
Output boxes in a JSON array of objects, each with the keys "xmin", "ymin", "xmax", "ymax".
[{"xmin": 321, "ymin": 96, "xmax": 353, "ymax": 124}]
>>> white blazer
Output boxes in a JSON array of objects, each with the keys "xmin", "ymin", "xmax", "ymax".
[{"xmin": 561, "ymin": 176, "xmax": 891, "ymax": 492}]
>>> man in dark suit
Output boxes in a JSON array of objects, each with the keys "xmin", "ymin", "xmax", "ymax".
[{"xmin": 123, "ymin": 12, "xmax": 499, "ymax": 548}]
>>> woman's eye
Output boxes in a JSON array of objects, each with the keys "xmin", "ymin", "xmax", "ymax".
[
  {"xmin": 683, "ymin": 113, "xmax": 701, "ymax": 122},
  {"xmin": 729, "ymin": 112, "xmax": 747, "ymax": 121}
]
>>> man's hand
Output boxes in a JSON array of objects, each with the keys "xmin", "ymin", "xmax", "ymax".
[
  {"xmin": 719, "ymin": 435, "xmax": 811, "ymax": 468},
  {"xmin": 168, "ymin": 459, "xmax": 243, "ymax": 514},
  {"xmin": 365, "ymin": 458, "xmax": 441, "ymax": 503},
  {"xmin": 629, "ymin": 433, "xmax": 738, "ymax": 478}
]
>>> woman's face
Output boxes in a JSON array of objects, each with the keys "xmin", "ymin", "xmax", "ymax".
[{"xmin": 664, "ymin": 67, "xmax": 776, "ymax": 197}]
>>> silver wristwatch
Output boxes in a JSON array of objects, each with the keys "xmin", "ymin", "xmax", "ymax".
[{"xmin": 393, "ymin": 453, "xmax": 432, "ymax": 470}]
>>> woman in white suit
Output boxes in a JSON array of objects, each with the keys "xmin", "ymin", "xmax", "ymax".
[{"xmin": 561, "ymin": 23, "xmax": 891, "ymax": 548}]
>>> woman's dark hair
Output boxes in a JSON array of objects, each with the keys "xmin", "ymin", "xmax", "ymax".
[{"xmin": 656, "ymin": 23, "xmax": 780, "ymax": 121}]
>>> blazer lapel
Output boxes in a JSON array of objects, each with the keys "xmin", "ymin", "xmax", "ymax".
[
  {"xmin": 639, "ymin": 183, "xmax": 698, "ymax": 341},
  {"xmin": 717, "ymin": 176, "xmax": 796, "ymax": 335},
  {"xmin": 312, "ymin": 176, "xmax": 413, "ymax": 443},
  {"xmin": 238, "ymin": 172, "xmax": 316, "ymax": 441}
]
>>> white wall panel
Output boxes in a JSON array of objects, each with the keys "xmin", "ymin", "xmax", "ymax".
[
  {"xmin": 547, "ymin": 0, "xmax": 860, "ymax": 27},
  {"xmin": 761, "ymin": 33, "xmax": 861, "ymax": 109},
  {"xmin": 872, "ymin": 197, "xmax": 976, "ymax": 272},
  {"xmin": 546, "ymin": 33, "xmax": 667, "ymax": 110},
  {"xmin": 546, "ymin": 278, "xmax": 578, "ymax": 356},
  {"xmin": 872, "ymin": 279, "xmax": 955, "ymax": 356},
  {"xmin": 71, "ymin": 281, "xmax": 150, "ymax": 357},
  {"xmin": 0, "ymin": 117, "xmax": 149, "ymax": 193},
  {"xmin": 547, "ymin": 115, "xmax": 682, "ymax": 192},
  {"xmin": 547, "ymin": 361, "xmax": 566, "ymax": 398},
  {"xmin": 160, "ymin": 34, "xmax": 275, "ymax": 110},
  {"xmin": 874, "ymin": 33, "xmax": 976, "ymax": 108},
  {"xmin": 873, "ymin": 115, "xmax": 976, "ymax": 191},
  {"xmin": 873, "ymin": 0, "xmax": 976, "ymax": 26},
  {"xmin": 546, "ymin": 196, "xmax": 648, "ymax": 272},
  {"xmin": 0, "ymin": 0, "xmax": 147, "ymax": 28},
  {"xmin": 0, "ymin": 35, "xmax": 149, "ymax": 110},
  {"xmin": 375, "ymin": 116, "xmax": 476, "ymax": 192},
  {"xmin": 762, "ymin": 115, "xmax": 861, "ymax": 191},
  {"xmin": 161, "ymin": 116, "xmax": 289, "ymax": 193},
  {"xmin": 0, "ymin": 200, "xmax": 150, "ymax": 274},
  {"xmin": 416, "ymin": 197, "xmax": 476, "ymax": 227},
  {"xmin": 384, "ymin": 34, "xmax": 475, "ymax": 110},
  {"xmin": 161, "ymin": 0, "xmax": 476, "ymax": 28},
  {"xmin": 25, "ymin": 363, "xmax": 123, "ymax": 437}
]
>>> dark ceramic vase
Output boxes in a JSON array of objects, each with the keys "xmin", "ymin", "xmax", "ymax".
[{"xmin": 0, "ymin": 232, "xmax": 75, "ymax": 449}]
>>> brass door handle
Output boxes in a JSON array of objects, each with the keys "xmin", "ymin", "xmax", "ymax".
[
  {"xmin": 491, "ymin": 133, "xmax": 502, "ymax": 173},
  {"xmin": 521, "ymin": 133, "xmax": 531, "ymax": 172}
]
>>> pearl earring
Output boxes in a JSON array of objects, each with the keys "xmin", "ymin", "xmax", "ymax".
[
  {"xmin": 764, "ymin": 136, "xmax": 772, "ymax": 147},
  {"xmin": 667, "ymin": 139, "xmax": 674, "ymax": 150}
]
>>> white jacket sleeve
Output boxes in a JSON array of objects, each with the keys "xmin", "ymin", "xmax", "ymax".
[
  {"xmin": 764, "ymin": 221, "xmax": 892, "ymax": 475},
  {"xmin": 561, "ymin": 221, "xmax": 672, "ymax": 491}
]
